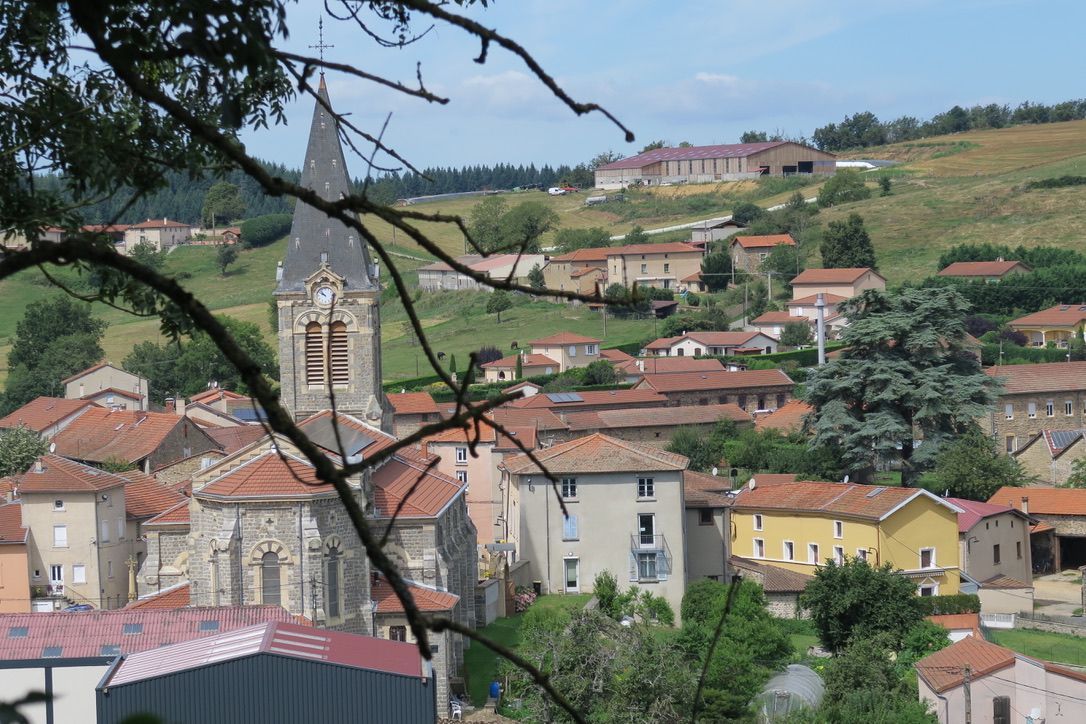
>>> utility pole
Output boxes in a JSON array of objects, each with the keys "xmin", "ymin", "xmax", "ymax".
[
  {"xmin": 963, "ymin": 665, "xmax": 972, "ymax": 724},
  {"xmin": 766, "ymin": 271, "xmax": 772, "ymax": 300},
  {"xmin": 816, "ymin": 293, "xmax": 826, "ymax": 365}
]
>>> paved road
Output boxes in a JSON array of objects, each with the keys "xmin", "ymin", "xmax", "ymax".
[{"xmin": 607, "ymin": 196, "xmax": 818, "ymax": 242}]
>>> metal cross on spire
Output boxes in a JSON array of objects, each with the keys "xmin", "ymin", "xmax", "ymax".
[{"xmin": 308, "ymin": 17, "xmax": 334, "ymax": 64}]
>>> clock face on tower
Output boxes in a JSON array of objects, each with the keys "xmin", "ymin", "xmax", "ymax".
[{"xmin": 314, "ymin": 285, "xmax": 336, "ymax": 306}]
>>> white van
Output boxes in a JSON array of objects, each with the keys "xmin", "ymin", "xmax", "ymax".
[{"xmin": 547, "ymin": 187, "xmax": 566, "ymax": 196}]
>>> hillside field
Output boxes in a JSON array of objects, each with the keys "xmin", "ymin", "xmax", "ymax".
[{"xmin": 3, "ymin": 119, "xmax": 1086, "ymax": 388}]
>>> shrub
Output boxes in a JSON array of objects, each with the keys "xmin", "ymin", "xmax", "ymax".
[
  {"xmin": 239, "ymin": 213, "xmax": 292, "ymax": 247},
  {"xmin": 513, "ymin": 585, "xmax": 538, "ymax": 613},
  {"xmin": 913, "ymin": 593, "xmax": 981, "ymax": 616}
]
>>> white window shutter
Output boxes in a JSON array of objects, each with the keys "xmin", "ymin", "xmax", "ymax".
[
  {"xmin": 657, "ymin": 552, "xmax": 669, "ymax": 581},
  {"xmin": 629, "ymin": 552, "xmax": 638, "ymax": 581}
]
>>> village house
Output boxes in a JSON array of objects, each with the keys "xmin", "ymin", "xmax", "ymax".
[
  {"xmin": 385, "ymin": 391, "xmax": 442, "ymax": 438},
  {"xmin": 754, "ymin": 400, "xmax": 813, "ymax": 434},
  {"xmin": 416, "ymin": 253, "xmax": 547, "ymax": 292},
  {"xmin": 730, "ymin": 556, "xmax": 812, "ymax": 619},
  {"xmin": 948, "ymin": 498, "xmax": 1034, "ymax": 613},
  {"xmin": 50, "ymin": 407, "xmax": 221, "ymax": 473},
  {"xmin": 749, "ymin": 311, "xmax": 807, "ymax": 340},
  {"xmin": 614, "ymin": 356, "xmax": 726, "ymax": 383},
  {"xmin": 789, "ymin": 267, "xmax": 886, "ymax": 300},
  {"xmin": 683, "ymin": 471, "xmax": 734, "ymax": 584},
  {"xmin": 983, "ymin": 361, "xmax": 1086, "ymax": 454},
  {"xmin": 481, "ymin": 352, "xmax": 559, "ymax": 383},
  {"xmin": 644, "ymin": 330, "xmax": 779, "ymax": 357},
  {"xmin": 1014, "ymin": 429, "xmax": 1086, "ymax": 484},
  {"xmin": 556, "ymin": 403, "xmax": 752, "ymax": 447},
  {"xmin": 605, "ymin": 242, "xmax": 705, "ymax": 291},
  {"xmin": 504, "ymin": 433, "xmax": 689, "ymax": 616},
  {"xmin": 505, "ymin": 388, "xmax": 667, "ymax": 413},
  {"xmin": 634, "ymin": 368, "xmax": 794, "ymax": 412},
  {"xmin": 0, "ymin": 502, "xmax": 29, "ymax": 612},
  {"xmin": 541, "ymin": 247, "xmax": 609, "ymax": 298},
  {"xmin": 988, "ymin": 487, "xmax": 1086, "ymax": 572},
  {"xmin": 123, "ymin": 218, "xmax": 193, "ymax": 253},
  {"xmin": 690, "ymin": 218, "xmax": 745, "ymax": 245},
  {"xmin": 729, "ymin": 234, "xmax": 796, "ymax": 274},
  {"xmin": 62, "ymin": 362, "xmax": 149, "ymax": 411},
  {"xmin": 915, "ymin": 635, "xmax": 1086, "ymax": 724},
  {"xmin": 527, "ymin": 332, "xmax": 602, "ymax": 372},
  {"xmin": 937, "ymin": 259, "xmax": 1032, "ymax": 282},
  {"xmin": 0, "ymin": 606, "xmax": 299, "ymax": 724},
  {"xmin": 1008, "ymin": 303, "xmax": 1086, "ymax": 347},
  {"xmin": 0, "ymin": 397, "xmax": 100, "ymax": 438},
  {"xmin": 593, "ymin": 141, "xmax": 836, "ymax": 189},
  {"xmin": 731, "ymin": 480, "xmax": 965, "ymax": 595}
]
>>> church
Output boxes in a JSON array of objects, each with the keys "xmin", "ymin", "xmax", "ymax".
[{"xmin": 137, "ymin": 75, "xmax": 477, "ymax": 709}]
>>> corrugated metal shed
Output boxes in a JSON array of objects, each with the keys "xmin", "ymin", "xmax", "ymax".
[{"xmin": 96, "ymin": 622, "xmax": 436, "ymax": 724}]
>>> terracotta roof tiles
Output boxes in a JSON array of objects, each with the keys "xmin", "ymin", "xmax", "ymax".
[
  {"xmin": 607, "ymin": 242, "xmax": 703, "ymax": 257},
  {"xmin": 730, "ymin": 556, "xmax": 813, "ymax": 593},
  {"xmin": 206, "ymin": 425, "xmax": 267, "ymax": 454},
  {"xmin": 628, "ymin": 357, "xmax": 725, "ymax": 375},
  {"xmin": 946, "ymin": 497, "xmax": 1024, "ymax": 533},
  {"xmin": 0, "ymin": 397, "xmax": 98, "ymax": 433},
  {"xmin": 371, "ymin": 451, "xmax": 464, "ymax": 519},
  {"xmin": 791, "ymin": 267, "xmax": 885, "ymax": 285},
  {"xmin": 754, "ymin": 400, "xmax": 812, "ymax": 432},
  {"xmin": 386, "ymin": 392, "xmax": 440, "ymax": 415},
  {"xmin": 732, "ymin": 481, "xmax": 961, "ymax": 521},
  {"xmin": 684, "ymin": 470, "xmax": 735, "ymax": 508},
  {"xmin": 490, "ymin": 407, "xmax": 569, "ymax": 431},
  {"xmin": 549, "ymin": 247, "xmax": 611, "ymax": 263},
  {"xmin": 128, "ymin": 218, "xmax": 191, "ymax": 229},
  {"xmin": 144, "ymin": 498, "xmax": 191, "ymax": 527},
  {"xmin": 938, "ymin": 260, "xmax": 1031, "ymax": 277},
  {"xmin": 51, "ymin": 407, "xmax": 206, "ymax": 464},
  {"xmin": 731, "ymin": 234, "xmax": 796, "ymax": 250},
  {"xmin": 504, "ymin": 432, "xmax": 688, "ymax": 475},
  {"xmin": 926, "ymin": 613, "xmax": 983, "ymax": 638},
  {"xmin": 750, "ymin": 311, "xmax": 797, "ymax": 325},
  {"xmin": 982, "ymin": 574, "xmax": 1030, "ymax": 589},
  {"xmin": 13, "ymin": 454, "xmax": 127, "ymax": 494},
  {"xmin": 563, "ymin": 403, "xmax": 750, "ymax": 432},
  {"xmin": 197, "ymin": 450, "xmax": 334, "ymax": 499},
  {"xmin": 788, "ymin": 293, "xmax": 848, "ymax": 306},
  {"xmin": 126, "ymin": 582, "xmax": 191, "ymax": 609},
  {"xmin": 915, "ymin": 636, "xmax": 1016, "ymax": 693},
  {"xmin": 1010, "ymin": 304, "xmax": 1086, "ymax": 328},
  {"xmin": 117, "ymin": 470, "xmax": 189, "ymax": 519},
  {"xmin": 371, "ymin": 578, "xmax": 459, "ymax": 613},
  {"xmin": 507, "ymin": 389, "xmax": 667, "ymax": 410},
  {"xmin": 637, "ymin": 368, "xmax": 793, "ymax": 393},
  {"xmin": 985, "ymin": 362, "xmax": 1086, "ymax": 394},
  {"xmin": 989, "ymin": 486, "xmax": 1086, "ymax": 515},
  {"xmin": 0, "ymin": 502, "xmax": 26, "ymax": 544}
]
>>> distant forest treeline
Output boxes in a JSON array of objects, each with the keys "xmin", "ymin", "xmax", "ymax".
[{"xmin": 55, "ymin": 161, "xmax": 586, "ymax": 226}]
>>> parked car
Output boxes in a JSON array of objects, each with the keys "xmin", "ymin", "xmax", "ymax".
[
  {"xmin": 547, "ymin": 187, "xmax": 566, "ymax": 196},
  {"xmin": 561, "ymin": 186, "xmax": 580, "ymax": 193}
]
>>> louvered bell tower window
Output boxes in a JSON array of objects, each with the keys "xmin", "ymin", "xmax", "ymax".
[
  {"xmin": 329, "ymin": 321, "xmax": 349, "ymax": 387},
  {"xmin": 305, "ymin": 321, "xmax": 325, "ymax": 386}
]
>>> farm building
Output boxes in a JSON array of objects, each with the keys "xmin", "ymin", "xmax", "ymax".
[{"xmin": 594, "ymin": 142, "xmax": 836, "ymax": 189}]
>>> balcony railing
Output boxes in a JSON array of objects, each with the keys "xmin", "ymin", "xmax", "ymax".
[
  {"xmin": 630, "ymin": 534, "xmax": 673, "ymax": 582},
  {"xmin": 47, "ymin": 583, "xmax": 64, "ymax": 596}
]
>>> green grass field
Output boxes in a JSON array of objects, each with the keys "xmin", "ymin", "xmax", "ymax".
[
  {"xmin": 462, "ymin": 593, "xmax": 590, "ymax": 707},
  {"xmin": 988, "ymin": 628, "xmax": 1086, "ymax": 666}
]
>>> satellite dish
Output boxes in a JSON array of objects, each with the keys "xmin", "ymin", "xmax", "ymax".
[
  {"xmin": 842, "ymin": 474, "xmax": 850, "ymax": 484},
  {"xmin": 748, "ymin": 478, "xmax": 756, "ymax": 490},
  {"xmin": 48, "ymin": 442, "xmax": 56, "ymax": 453},
  {"xmin": 711, "ymin": 466, "xmax": 719, "ymax": 477}
]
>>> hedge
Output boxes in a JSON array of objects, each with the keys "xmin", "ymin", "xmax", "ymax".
[
  {"xmin": 914, "ymin": 593, "xmax": 981, "ymax": 616},
  {"xmin": 981, "ymin": 343, "xmax": 1074, "ymax": 366},
  {"xmin": 239, "ymin": 213, "xmax": 292, "ymax": 248}
]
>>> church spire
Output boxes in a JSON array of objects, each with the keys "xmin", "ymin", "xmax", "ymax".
[{"xmin": 276, "ymin": 80, "xmax": 376, "ymax": 295}]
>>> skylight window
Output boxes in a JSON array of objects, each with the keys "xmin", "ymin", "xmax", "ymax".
[
  {"xmin": 100, "ymin": 644, "xmax": 121, "ymax": 656},
  {"xmin": 8, "ymin": 627, "xmax": 28, "ymax": 638},
  {"xmin": 122, "ymin": 623, "xmax": 144, "ymax": 635},
  {"xmin": 198, "ymin": 620, "xmax": 220, "ymax": 632},
  {"xmin": 42, "ymin": 646, "xmax": 63, "ymax": 658}
]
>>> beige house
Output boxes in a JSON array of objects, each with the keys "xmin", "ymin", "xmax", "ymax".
[
  {"xmin": 1008, "ymin": 303, "xmax": 1086, "ymax": 348},
  {"xmin": 123, "ymin": 218, "xmax": 192, "ymax": 253},
  {"xmin": 528, "ymin": 333, "xmax": 601, "ymax": 372},
  {"xmin": 937, "ymin": 260, "xmax": 1032, "ymax": 282},
  {"xmin": 0, "ymin": 397, "xmax": 99, "ymax": 438},
  {"xmin": 643, "ymin": 331, "xmax": 779, "ymax": 357},
  {"xmin": 541, "ymin": 248, "xmax": 609, "ymax": 298},
  {"xmin": 789, "ymin": 267, "xmax": 886, "ymax": 300},
  {"xmin": 416, "ymin": 253, "xmax": 547, "ymax": 292},
  {"xmin": 14, "ymin": 455, "xmax": 135, "ymax": 610},
  {"xmin": 983, "ymin": 362, "xmax": 1086, "ymax": 454},
  {"xmin": 1014, "ymin": 429, "xmax": 1086, "ymax": 484},
  {"xmin": 949, "ymin": 498, "xmax": 1033, "ymax": 613},
  {"xmin": 916, "ymin": 636, "xmax": 1086, "ymax": 724},
  {"xmin": 63, "ymin": 362, "xmax": 149, "ymax": 411},
  {"xmin": 504, "ymin": 433, "xmax": 689, "ymax": 616},
  {"xmin": 605, "ymin": 242, "xmax": 705, "ymax": 291},
  {"xmin": 481, "ymin": 353, "xmax": 559, "ymax": 383},
  {"xmin": 729, "ymin": 234, "xmax": 796, "ymax": 274}
]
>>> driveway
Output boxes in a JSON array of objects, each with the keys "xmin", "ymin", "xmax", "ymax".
[{"xmin": 1031, "ymin": 572, "xmax": 1083, "ymax": 616}]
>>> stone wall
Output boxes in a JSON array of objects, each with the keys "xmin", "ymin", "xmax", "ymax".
[
  {"xmin": 985, "ymin": 391, "xmax": 1086, "ymax": 452},
  {"xmin": 766, "ymin": 593, "xmax": 807, "ymax": 619},
  {"xmin": 659, "ymin": 385, "xmax": 793, "ymax": 412},
  {"xmin": 153, "ymin": 451, "xmax": 224, "ymax": 485},
  {"xmin": 138, "ymin": 527, "xmax": 190, "ymax": 593},
  {"xmin": 146, "ymin": 418, "xmax": 219, "ymax": 471}
]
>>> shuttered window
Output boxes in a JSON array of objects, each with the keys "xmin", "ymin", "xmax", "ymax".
[
  {"xmin": 329, "ymin": 321, "xmax": 349, "ymax": 387},
  {"xmin": 305, "ymin": 322, "xmax": 325, "ymax": 386},
  {"xmin": 993, "ymin": 696, "xmax": 1010, "ymax": 724}
]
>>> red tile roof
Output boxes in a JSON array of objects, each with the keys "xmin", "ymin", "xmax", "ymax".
[
  {"xmin": 563, "ymin": 403, "xmax": 751, "ymax": 432},
  {"xmin": 637, "ymin": 368, "xmax": 793, "ymax": 393},
  {"xmin": 607, "ymin": 242, "xmax": 703, "ymax": 257},
  {"xmin": 549, "ymin": 247, "xmax": 611, "ymax": 263},
  {"xmin": 117, "ymin": 470, "xmax": 189, "ymax": 519},
  {"xmin": 371, "ymin": 449, "xmax": 464, "ymax": 519},
  {"xmin": 982, "ymin": 574, "xmax": 1030, "ymax": 589},
  {"xmin": 926, "ymin": 613, "xmax": 982, "ymax": 638},
  {"xmin": 128, "ymin": 217, "xmax": 191, "ymax": 229},
  {"xmin": 0, "ymin": 502, "xmax": 26, "ymax": 544},
  {"xmin": 504, "ymin": 432, "xmax": 688, "ymax": 475},
  {"xmin": 599, "ymin": 348, "xmax": 635, "ymax": 363},
  {"xmin": 206, "ymin": 425, "xmax": 267, "ymax": 454},
  {"xmin": 51, "ymin": 408, "xmax": 204, "ymax": 464},
  {"xmin": 754, "ymin": 400, "xmax": 812, "ymax": 433},
  {"xmin": 732, "ymin": 481, "xmax": 961, "ymax": 521},
  {"xmin": 985, "ymin": 362, "xmax": 1086, "ymax": 394},
  {"xmin": 750, "ymin": 311, "xmax": 798, "ymax": 325},
  {"xmin": 507, "ymin": 389, "xmax": 668, "ymax": 409},
  {"xmin": 386, "ymin": 392, "xmax": 440, "ymax": 415},
  {"xmin": 684, "ymin": 470, "xmax": 735, "ymax": 508},
  {"xmin": 946, "ymin": 497, "xmax": 1023, "ymax": 533},
  {"xmin": 791, "ymin": 267, "xmax": 885, "ymax": 285},
  {"xmin": 13, "ymin": 454, "xmax": 127, "ymax": 494},
  {"xmin": 938, "ymin": 260, "xmax": 1031, "ymax": 277},
  {"xmin": 188, "ymin": 388, "xmax": 248, "ymax": 405},
  {"xmin": 102, "ymin": 620, "xmax": 424, "ymax": 686},
  {"xmin": 749, "ymin": 473, "xmax": 800, "ymax": 486},
  {"xmin": 81, "ymin": 387, "xmax": 142, "ymax": 402},
  {"xmin": 1031, "ymin": 522, "xmax": 1055, "ymax": 534},
  {"xmin": 0, "ymin": 606, "xmax": 302, "ymax": 660},
  {"xmin": 989, "ymin": 486, "xmax": 1086, "ymax": 515},
  {"xmin": 730, "ymin": 556, "xmax": 813, "ymax": 593},
  {"xmin": 644, "ymin": 331, "xmax": 770, "ymax": 350},
  {"xmin": 126, "ymin": 582, "xmax": 191, "ymax": 609},
  {"xmin": 198, "ymin": 450, "xmax": 335, "ymax": 500},
  {"xmin": 1009, "ymin": 304, "xmax": 1086, "ymax": 328},
  {"xmin": 788, "ymin": 293, "xmax": 848, "ymax": 306},
  {"xmin": 597, "ymin": 142, "xmax": 791, "ymax": 170},
  {"xmin": 0, "ymin": 397, "xmax": 98, "ymax": 433},
  {"xmin": 144, "ymin": 498, "xmax": 191, "ymax": 527},
  {"xmin": 915, "ymin": 636, "xmax": 1016, "ymax": 693},
  {"xmin": 371, "ymin": 578, "xmax": 460, "ymax": 614},
  {"xmin": 529, "ymin": 332, "xmax": 601, "ymax": 346},
  {"xmin": 731, "ymin": 234, "xmax": 796, "ymax": 250},
  {"xmin": 482, "ymin": 353, "xmax": 559, "ymax": 369},
  {"xmin": 491, "ymin": 407, "xmax": 569, "ymax": 431},
  {"xmin": 628, "ymin": 357, "xmax": 725, "ymax": 375}
]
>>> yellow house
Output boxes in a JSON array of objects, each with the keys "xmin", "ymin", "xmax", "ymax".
[
  {"xmin": 731, "ymin": 481, "xmax": 964, "ymax": 596},
  {"xmin": 1008, "ymin": 304, "xmax": 1086, "ymax": 348}
]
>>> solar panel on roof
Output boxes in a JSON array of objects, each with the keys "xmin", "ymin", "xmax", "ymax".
[
  {"xmin": 303, "ymin": 416, "xmax": 375, "ymax": 457},
  {"xmin": 546, "ymin": 392, "xmax": 584, "ymax": 403}
]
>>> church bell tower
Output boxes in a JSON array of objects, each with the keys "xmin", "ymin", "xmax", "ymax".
[{"xmin": 275, "ymin": 75, "xmax": 389, "ymax": 429}]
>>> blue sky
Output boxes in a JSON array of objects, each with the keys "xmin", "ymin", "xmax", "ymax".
[{"xmin": 242, "ymin": 0, "xmax": 1086, "ymax": 172}]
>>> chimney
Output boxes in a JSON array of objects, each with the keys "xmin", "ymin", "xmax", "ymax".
[
  {"xmin": 176, "ymin": 395, "xmax": 186, "ymax": 416},
  {"xmin": 164, "ymin": 397, "xmax": 175, "ymax": 414},
  {"xmin": 1021, "ymin": 496, "xmax": 1029, "ymax": 515}
]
